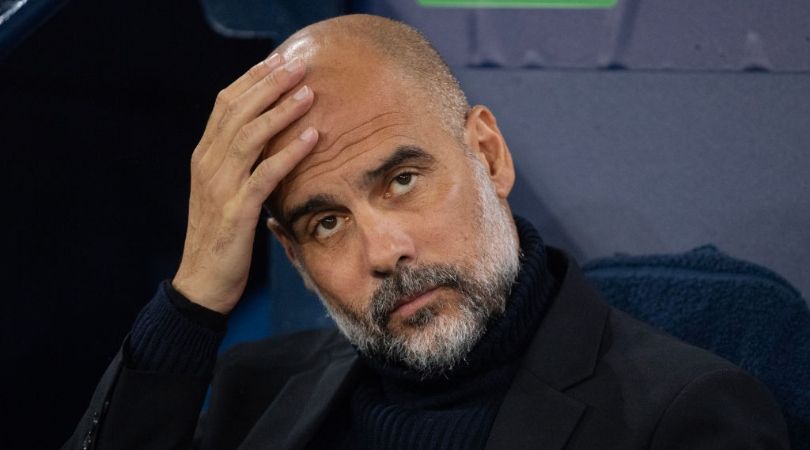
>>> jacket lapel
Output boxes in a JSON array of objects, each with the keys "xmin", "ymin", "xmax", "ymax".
[
  {"xmin": 238, "ymin": 349, "xmax": 360, "ymax": 450},
  {"xmin": 486, "ymin": 248, "xmax": 611, "ymax": 450},
  {"xmin": 485, "ymin": 368, "xmax": 586, "ymax": 450}
]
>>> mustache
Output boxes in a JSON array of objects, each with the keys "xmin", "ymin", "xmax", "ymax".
[{"xmin": 370, "ymin": 264, "xmax": 464, "ymax": 327}]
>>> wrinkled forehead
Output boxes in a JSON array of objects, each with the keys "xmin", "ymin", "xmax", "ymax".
[
  {"xmin": 263, "ymin": 34, "xmax": 444, "ymax": 211},
  {"xmin": 267, "ymin": 30, "xmax": 414, "ymax": 150}
]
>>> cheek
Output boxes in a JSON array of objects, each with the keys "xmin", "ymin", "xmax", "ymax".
[
  {"xmin": 301, "ymin": 244, "xmax": 373, "ymax": 314},
  {"xmin": 415, "ymin": 173, "xmax": 481, "ymax": 253}
]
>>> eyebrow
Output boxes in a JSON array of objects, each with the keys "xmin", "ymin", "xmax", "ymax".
[
  {"xmin": 281, "ymin": 145, "xmax": 435, "ymax": 232},
  {"xmin": 361, "ymin": 145, "xmax": 435, "ymax": 189},
  {"xmin": 283, "ymin": 193, "xmax": 342, "ymax": 232}
]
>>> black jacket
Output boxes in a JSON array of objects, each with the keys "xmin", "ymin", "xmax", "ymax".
[{"xmin": 65, "ymin": 248, "xmax": 790, "ymax": 449}]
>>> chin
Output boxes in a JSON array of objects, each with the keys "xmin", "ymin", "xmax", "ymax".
[
  {"xmin": 388, "ymin": 301, "xmax": 484, "ymax": 372},
  {"xmin": 388, "ymin": 296, "xmax": 452, "ymax": 334}
]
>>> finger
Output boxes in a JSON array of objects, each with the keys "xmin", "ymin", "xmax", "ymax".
[
  {"xmin": 195, "ymin": 53, "xmax": 285, "ymax": 160},
  {"xmin": 218, "ymin": 58, "xmax": 306, "ymax": 140},
  {"xmin": 214, "ymin": 53, "xmax": 286, "ymax": 123},
  {"xmin": 202, "ymin": 58, "xmax": 307, "ymax": 171},
  {"xmin": 240, "ymin": 127, "xmax": 319, "ymax": 209},
  {"xmin": 227, "ymin": 58, "xmax": 306, "ymax": 128},
  {"xmin": 221, "ymin": 84, "xmax": 314, "ymax": 182}
]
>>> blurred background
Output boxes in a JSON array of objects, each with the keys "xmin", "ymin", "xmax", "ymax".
[{"xmin": 1, "ymin": 0, "xmax": 808, "ymax": 447}]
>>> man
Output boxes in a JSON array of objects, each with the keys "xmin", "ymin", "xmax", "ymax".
[{"xmin": 65, "ymin": 14, "xmax": 789, "ymax": 450}]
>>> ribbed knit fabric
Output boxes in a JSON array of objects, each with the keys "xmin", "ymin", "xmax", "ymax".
[
  {"xmin": 127, "ymin": 280, "xmax": 227, "ymax": 377},
  {"xmin": 341, "ymin": 217, "xmax": 556, "ymax": 450}
]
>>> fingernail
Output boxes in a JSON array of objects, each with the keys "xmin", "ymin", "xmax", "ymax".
[
  {"xmin": 299, "ymin": 127, "xmax": 317, "ymax": 143},
  {"xmin": 263, "ymin": 53, "xmax": 283, "ymax": 70},
  {"xmin": 284, "ymin": 57, "xmax": 303, "ymax": 73},
  {"xmin": 293, "ymin": 85, "xmax": 310, "ymax": 101}
]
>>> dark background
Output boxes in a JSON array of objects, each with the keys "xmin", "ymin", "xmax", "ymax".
[{"xmin": 0, "ymin": 1, "xmax": 273, "ymax": 447}]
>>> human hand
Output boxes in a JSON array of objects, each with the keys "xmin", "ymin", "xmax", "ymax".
[{"xmin": 172, "ymin": 54, "xmax": 317, "ymax": 314}]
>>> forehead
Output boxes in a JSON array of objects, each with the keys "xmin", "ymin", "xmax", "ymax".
[
  {"xmin": 268, "ymin": 44, "xmax": 450, "ymax": 212},
  {"xmin": 278, "ymin": 100, "xmax": 443, "ymax": 213}
]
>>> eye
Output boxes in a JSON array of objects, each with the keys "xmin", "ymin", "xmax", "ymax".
[
  {"xmin": 388, "ymin": 172, "xmax": 418, "ymax": 196},
  {"xmin": 313, "ymin": 215, "xmax": 346, "ymax": 239}
]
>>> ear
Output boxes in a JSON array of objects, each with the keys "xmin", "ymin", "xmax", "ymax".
[
  {"xmin": 463, "ymin": 105, "xmax": 515, "ymax": 199},
  {"xmin": 267, "ymin": 218, "xmax": 300, "ymax": 267}
]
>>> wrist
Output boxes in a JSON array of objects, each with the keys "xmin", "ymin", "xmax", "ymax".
[
  {"xmin": 171, "ymin": 277, "xmax": 237, "ymax": 315},
  {"xmin": 164, "ymin": 282, "xmax": 229, "ymax": 331},
  {"xmin": 127, "ymin": 281, "xmax": 227, "ymax": 376}
]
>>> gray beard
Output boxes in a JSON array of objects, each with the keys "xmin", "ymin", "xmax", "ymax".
[{"xmin": 296, "ymin": 156, "xmax": 521, "ymax": 376}]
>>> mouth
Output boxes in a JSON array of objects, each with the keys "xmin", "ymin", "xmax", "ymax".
[{"xmin": 391, "ymin": 287, "xmax": 441, "ymax": 318}]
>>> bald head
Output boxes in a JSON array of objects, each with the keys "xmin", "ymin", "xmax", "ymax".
[
  {"xmin": 263, "ymin": 15, "xmax": 471, "ymax": 226},
  {"xmin": 275, "ymin": 14, "xmax": 469, "ymax": 142}
]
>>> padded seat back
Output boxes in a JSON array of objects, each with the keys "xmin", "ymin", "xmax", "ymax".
[{"xmin": 584, "ymin": 246, "xmax": 810, "ymax": 448}]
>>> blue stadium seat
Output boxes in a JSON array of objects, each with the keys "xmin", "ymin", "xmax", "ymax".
[{"xmin": 584, "ymin": 246, "xmax": 810, "ymax": 449}]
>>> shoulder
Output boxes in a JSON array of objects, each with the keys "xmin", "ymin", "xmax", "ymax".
[
  {"xmin": 201, "ymin": 328, "xmax": 355, "ymax": 446},
  {"xmin": 605, "ymin": 308, "xmax": 738, "ymax": 380},
  {"xmin": 645, "ymin": 359, "xmax": 790, "ymax": 449},
  {"xmin": 571, "ymin": 308, "xmax": 789, "ymax": 448},
  {"xmin": 205, "ymin": 328, "xmax": 353, "ymax": 424},
  {"xmin": 529, "ymin": 247, "xmax": 789, "ymax": 447},
  {"xmin": 210, "ymin": 327, "xmax": 353, "ymax": 398},
  {"xmin": 600, "ymin": 307, "xmax": 771, "ymax": 407},
  {"xmin": 216, "ymin": 326, "xmax": 353, "ymax": 372}
]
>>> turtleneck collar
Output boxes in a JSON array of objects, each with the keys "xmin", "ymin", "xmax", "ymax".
[{"xmin": 359, "ymin": 216, "xmax": 557, "ymax": 386}]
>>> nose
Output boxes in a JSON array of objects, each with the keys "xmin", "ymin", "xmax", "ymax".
[{"xmin": 359, "ymin": 212, "xmax": 416, "ymax": 278}]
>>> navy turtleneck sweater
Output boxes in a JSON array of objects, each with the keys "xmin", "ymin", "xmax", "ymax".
[
  {"xmin": 309, "ymin": 217, "xmax": 557, "ymax": 450},
  {"xmin": 128, "ymin": 217, "xmax": 557, "ymax": 450}
]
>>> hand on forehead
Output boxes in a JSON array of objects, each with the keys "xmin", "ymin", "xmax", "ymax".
[
  {"xmin": 259, "ymin": 14, "xmax": 471, "ymax": 227},
  {"xmin": 264, "ymin": 31, "xmax": 411, "ymax": 154},
  {"xmin": 262, "ymin": 38, "xmax": 433, "ymax": 208}
]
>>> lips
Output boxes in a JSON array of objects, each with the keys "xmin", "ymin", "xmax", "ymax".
[{"xmin": 392, "ymin": 287, "xmax": 440, "ymax": 316}]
